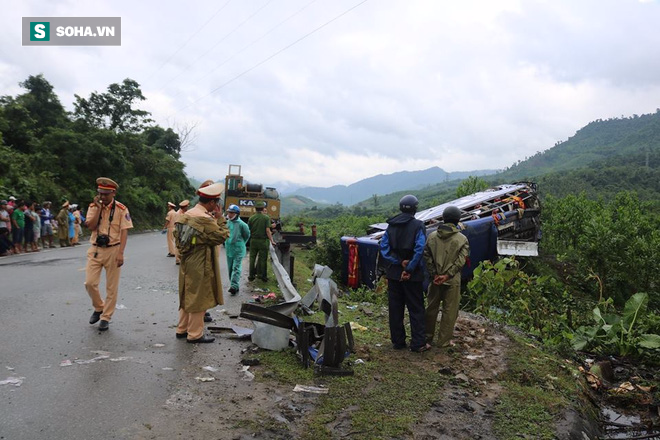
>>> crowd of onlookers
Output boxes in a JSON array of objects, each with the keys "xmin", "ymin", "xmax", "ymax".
[{"xmin": 0, "ymin": 196, "xmax": 86, "ymax": 257}]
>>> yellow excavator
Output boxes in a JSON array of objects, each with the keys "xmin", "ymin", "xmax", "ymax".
[{"xmin": 223, "ymin": 164, "xmax": 281, "ymax": 221}]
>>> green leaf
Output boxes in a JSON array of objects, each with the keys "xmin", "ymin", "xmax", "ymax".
[
  {"xmin": 638, "ymin": 334, "xmax": 660, "ymax": 349},
  {"xmin": 571, "ymin": 333, "xmax": 590, "ymax": 351},
  {"xmin": 622, "ymin": 292, "xmax": 648, "ymax": 330}
]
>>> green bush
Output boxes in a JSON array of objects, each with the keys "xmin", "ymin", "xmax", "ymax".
[
  {"xmin": 466, "ymin": 258, "xmax": 577, "ymax": 348},
  {"xmin": 542, "ymin": 191, "xmax": 659, "ymax": 308}
]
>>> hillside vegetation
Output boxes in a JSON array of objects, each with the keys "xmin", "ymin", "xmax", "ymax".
[{"xmin": 0, "ymin": 75, "xmax": 193, "ymax": 226}]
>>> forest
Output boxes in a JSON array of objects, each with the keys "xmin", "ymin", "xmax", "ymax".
[{"xmin": 0, "ymin": 74, "xmax": 193, "ymax": 226}]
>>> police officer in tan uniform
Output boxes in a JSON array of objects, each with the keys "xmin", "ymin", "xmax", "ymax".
[
  {"xmin": 174, "ymin": 182, "xmax": 228, "ymax": 343},
  {"xmin": 163, "ymin": 202, "xmax": 177, "ymax": 257},
  {"xmin": 85, "ymin": 177, "xmax": 133, "ymax": 331}
]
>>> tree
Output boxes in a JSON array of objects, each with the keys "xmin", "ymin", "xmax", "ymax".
[
  {"xmin": 456, "ymin": 176, "xmax": 488, "ymax": 198},
  {"xmin": 17, "ymin": 74, "xmax": 67, "ymax": 134},
  {"xmin": 144, "ymin": 126, "xmax": 182, "ymax": 158},
  {"xmin": 73, "ymin": 78, "xmax": 153, "ymax": 133}
]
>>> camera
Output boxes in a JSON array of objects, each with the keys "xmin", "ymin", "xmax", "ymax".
[{"xmin": 95, "ymin": 234, "xmax": 110, "ymax": 247}]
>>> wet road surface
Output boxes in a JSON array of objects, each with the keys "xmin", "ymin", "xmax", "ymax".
[{"xmin": 0, "ymin": 232, "xmax": 248, "ymax": 439}]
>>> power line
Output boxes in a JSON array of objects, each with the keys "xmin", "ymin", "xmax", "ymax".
[
  {"xmin": 146, "ymin": 0, "xmax": 233, "ymax": 82},
  {"xmin": 170, "ymin": 0, "xmax": 369, "ymax": 116},
  {"xmin": 166, "ymin": 0, "xmax": 321, "ymax": 104},
  {"xmin": 155, "ymin": 0, "xmax": 274, "ymax": 93}
]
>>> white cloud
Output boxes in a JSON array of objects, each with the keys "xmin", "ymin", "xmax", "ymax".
[{"xmin": 3, "ymin": 0, "xmax": 660, "ymax": 187}]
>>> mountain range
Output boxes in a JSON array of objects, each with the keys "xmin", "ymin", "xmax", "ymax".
[{"xmin": 285, "ymin": 167, "xmax": 497, "ymax": 206}]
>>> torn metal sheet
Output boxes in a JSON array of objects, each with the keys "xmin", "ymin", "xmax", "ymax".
[
  {"xmin": 240, "ymin": 244, "xmax": 302, "ymax": 350},
  {"xmin": 207, "ymin": 325, "xmax": 254, "ymax": 338}
]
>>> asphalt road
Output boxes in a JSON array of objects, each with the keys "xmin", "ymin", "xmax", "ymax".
[{"xmin": 0, "ymin": 232, "xmax": 248, "ymax": 440}]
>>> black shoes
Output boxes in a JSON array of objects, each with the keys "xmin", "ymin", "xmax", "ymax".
[
  {"xmin": 167, "ymin": 253, "xmax": 175, "ymax": 257},
  {"xmin": 248, "ymin": 276, "xmax": 255, "ymax": 282},
  {"xmin": 204, "ymin": 312, "xmax": 213, "ymax": 323},
  {"xmin": 89, "ymin": 311, "xmax": 102, "ymax": 324},
  {"xmin": 410, "ymin": 343, "xmax": 431, "ymax": 353},
  {"xmin": 187, "ymin": 335, "xmax": 215, "ymax": 343},
  {"xmin": 229, "ymin": 287, "xmax": 238, "ymax": 296},
  {"xmin": 176, "ymin": 332, "xmax": 187, "ymax": 339},
  {"xmin": 99, "ymin": 320, "xmax": 110, "ymax": 331}
]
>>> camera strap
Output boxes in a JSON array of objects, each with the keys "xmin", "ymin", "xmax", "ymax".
[{"xmin": 94, "ymin": 200, "xmax": 116, "ymax": 257}]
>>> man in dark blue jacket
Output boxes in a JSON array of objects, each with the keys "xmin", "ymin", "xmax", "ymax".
[{"xmin": 380, "ymin": 195, "xmax": 429, "ymax": 352}]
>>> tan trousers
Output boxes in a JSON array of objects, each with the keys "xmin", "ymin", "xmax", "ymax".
[
  {"xmin": 85, "ymin": 245, "xmax": 122, "ymax": 322},
  {"xmin": 177, "ymin": 309, "xmax": 205, "ymax": 340},
  {"xmin": 425, "ymin": 282, "xmax": 461, "ymax": 346},
  {"xmin": 166, "ymin": 227, "xmax": 176, "ymax": 255}
]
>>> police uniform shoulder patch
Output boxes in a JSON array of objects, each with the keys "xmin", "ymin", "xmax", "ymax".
[
  {"xmin": 115, "ymin": 201, "xmax": 127, "ymax": 210},
  {"xmin": 125, "ymin": 212, "xmax": 131, "ymax": 222}
]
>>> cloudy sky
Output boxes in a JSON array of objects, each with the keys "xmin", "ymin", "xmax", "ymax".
[{"xmin": 2, "ymin": 0, "xmax": 660, "ymax": 190}]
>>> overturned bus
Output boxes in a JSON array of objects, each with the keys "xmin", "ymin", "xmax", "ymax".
[{"xmin": 340, "ymin": 182, "xmax": 541, "ymax": 288}]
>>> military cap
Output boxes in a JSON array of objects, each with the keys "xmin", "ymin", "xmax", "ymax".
[
  {"xmin": 167, "ymin": 202, "xmax": 176, "ymax": 208},
  {"xmin": 255, "ymin": 201, "xmax": 266, "ymax": 209},
  {"xmin": 179, "ymin": 199, "xmax": 190, "ymax": 208},
  {"xmin": 8, "ymin": 196, "xmax": 16, "ymax": 201},
  {"xmin": 96, "ymin": 177, "xmax": 119, "ymax": 194},
  {"xmin": 197, "ymin": 182, "xmax": 224, "ymax": 199}
]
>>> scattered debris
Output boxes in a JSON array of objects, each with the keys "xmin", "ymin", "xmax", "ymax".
[
  {"xmin": 241, "ymin": 366, "xmax": 255, "ymax": 382},
  {"xmin": 109, "ymin": 357, "xmax": 132, "ymax": 362},
  {"xmin": 5, "ymin": 366, "xmax": 14, "ymax": 371},
  {"xmin": 293, "ymin": 384, "xmax": 329, "ymax": 394},
  {"xmin": 252, "ymin": 293, "xmax": 278, "ymax": 303},
  {"xmin": 90, "ymin": 350, "xmax": 112, "ymax": 356},
  {"xmin": 194, "ymin": 377, "xmax": 215, "ymax": 382},
  {"xmin": 354, "ymin": 359, "xmax": 366, "ymax": 365},
  {"xmin": 74, "ymin": 355, "xmax": 110, "ymax": 365},
  {"xmin": 59, "ymin": 360, "xmax": 73, "ymax": 367},
  {"xmin": 162, "ymin": 367, "xmax": 175, "ymax": 371},
  {"xmin": 350, "ymin": 322, "xmax": 368, "ymax": 331},
  {"xmin": 346, "ymin": 305, "xmax": 358, "ymax": 310},
  {"xmin": 115, "ymin": 304, "xmax": 127, "ymax": 310},
  {"xmin": 202, "ymin": 366, "xmax": 220, "ymax": 372},
  {"xmin": 0, "ymin": 377, "xmax": 25, "ymax": 387},
  {"xmin": 612, "ymin": 381, "xmax": 636, "ymax": 395},
  {"xmin": 153, "ymin": 343, "xmax": 165, "ymax": 348},
  {"xmin": 465, "ymin": 354, "xmax": 485, "ymax": 360}
]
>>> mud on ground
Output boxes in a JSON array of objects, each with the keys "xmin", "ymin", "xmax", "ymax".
[{"xmin": 128, "ymin": 312, "xmax": 539, "ymax": 440}]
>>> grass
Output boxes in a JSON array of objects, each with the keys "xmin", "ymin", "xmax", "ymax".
[
  {"xmin": 245, "ymin": 247, "xmax": 592, "ymax": 439},
  {"xmin": 493, "ymin": 333, "xmax": 593, "ymax": 439},
  {"xmin": 247, "ymin": 290, "xmax": 443, "ymax": 440}
]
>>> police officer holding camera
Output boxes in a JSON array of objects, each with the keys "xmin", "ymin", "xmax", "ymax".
[{"xmin": 84, "ymin": 177, "xmax": 133, "ymax": 331}]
